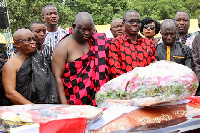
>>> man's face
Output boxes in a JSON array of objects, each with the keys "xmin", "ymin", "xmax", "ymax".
[
  {"xmin": 73, "ymin": 21, "xmax": 93, "ymax": 43},
  {"xmin": 110, "ymin": 20, "xmax": 125, "ymax": 38},
  {"xmin": 15, "ymin": 30, "xmax": 36, "ymax": 55},
  {"xmin": 123, "ymin": 12, "xmax": 141, "ymax": 37},
  {"xmin": 175, "ymin": 12, "xmax": 190, "ymax": 35},
  {"xmin": 31, "ymin": 23, "xmax": 47, "ymax": 45},
  {"xmin": 161, "ymin": 27, "xmax": 176, "ymax": 46},
  {"xmin": 42, "ymin": 7, "xmax": 59, "ymax": 25},
  {"xmin": 198, "ymin": 17, "xmax": 200, "ymax": 28}
]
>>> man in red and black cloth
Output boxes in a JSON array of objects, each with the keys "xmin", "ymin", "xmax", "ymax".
[
  {"xmin": 108, "ymin": 10, "xmax": 157, "ymax": 79},
  {"xmin": 52, "ymin": 12, "xmax": 110, "ymax": 106}
]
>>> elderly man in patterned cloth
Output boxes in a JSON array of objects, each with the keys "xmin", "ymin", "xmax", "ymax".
[
  {"xmin": 52, "ymin": 12, "xmax": 110, "ymax": 106},
  {"xmin": 0, "ymin": 29, "xmax": 58, "ymax": 106}
]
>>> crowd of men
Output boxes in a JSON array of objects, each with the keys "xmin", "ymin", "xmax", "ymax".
[{"xmin": 0, "ymin": 4, "xmax": 200, "ymax": 106}]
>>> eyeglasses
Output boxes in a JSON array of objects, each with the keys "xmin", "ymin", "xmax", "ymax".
[
  {"xmin": 144, "ymin": 24, "xmax": 155, "ymax": 30},
  {"xmin": 124, "ymin": 19, "xmax": 141, "ymax": 24},
  {"xmin": 16, "ymin": 37, "xmax": 36, "ymax": 43}
]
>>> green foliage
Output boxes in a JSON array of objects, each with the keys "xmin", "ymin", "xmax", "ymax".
[
  {"xmin": 5, "ymin": 0, "xmax": 200, "ymax": 34},
  {"xmin": 68, "ymin": 0, "xmax": 127, "ymax": 25},
  {"xmin": 6, "ymin": 0, "xmax": 73, "ymax": 33}
]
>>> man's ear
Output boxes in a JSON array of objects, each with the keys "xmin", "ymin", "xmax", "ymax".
[
  {"xmin": 72, "ymin": 24, "xmax": 76, "ymax": 31},
  {"xmin": 14, "ymin": 42, "xmax": 20, "ymax": 48},
  {"xmin": 110, "ymin": 27, "xmax": 112, "ymax": 32},
  {"xmin": 122, "ymin": 21, "xmax": 125, "ymax": 27},
  {"xmin": 42, "ymin": 16, "xmax": 45, "ymax": 21}
]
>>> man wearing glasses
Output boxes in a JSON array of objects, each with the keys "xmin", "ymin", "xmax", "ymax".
[
  {"xmin": 0, "ymin": 29, "xmax": 58, "ymax": 105},
  {"xmin": 108, "ymin": 10, "xmax": 157, "ymax": 79}
]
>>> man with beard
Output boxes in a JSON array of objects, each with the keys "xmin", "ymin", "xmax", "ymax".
[
  {"xmin": 52, "ymin": 12, "xmax": 110, "ymax": 106},
  {"xmin": 42, "ymin": 4, "xmax": 68, "ymax": 57},
  {"xmin": 110, "ymin": 18, "xmax": 125, "ymax": 38},
  {"xmin": 1, "ymin": 29, "xmax": 58, "ymax": 105},
  {"xmin": 30, "ymin": 20, "xmax": 51, "ymax": 68},
  {"xmin": 156, "ymin": 19, "xmax": 193, "ymax": 69},
  {"xmin": 108, "ymin": 10, "xmax": 157, "ymax": 79},
  {"xmin": 174, "ymin": 10, "xmax": 195, "ymax": 49}
]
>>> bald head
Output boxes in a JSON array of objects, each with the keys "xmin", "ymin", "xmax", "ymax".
[
  {"xmin": 123, "ymin": 10, "xmax": 140, "ymax": 21},
  {"xmin": 110, "ymin": 18, "xmax": 124, "ymax": 38},
  {"xmin": 74, "ymin": 12, "xmax": 93, "ymax": 25},
  {"xmin": 111, "ymin": 18, "xmax": 123, "ymax": 26},
  {"xmin": 161, "ymin": 19, "xmax": 176, "ymax": 31},
  {"xmin": 13, "ymin": 28, "xmax": 36, "ymax": 56},
  {"xmin": 161, "ymin": 19, "xmax": 177, "ymax": 46},
  {"xmin": 72, "ymin": 12, "xmax": 94, "ymax": 43},
  {"xmin": 13, "ymin": 29, "xmax": 33, "ymax": 42}
]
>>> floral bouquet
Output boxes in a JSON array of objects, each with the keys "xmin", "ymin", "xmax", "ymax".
[{"xmin": 96, "ymin": 60, "xmax": 199, "ymax": 107}]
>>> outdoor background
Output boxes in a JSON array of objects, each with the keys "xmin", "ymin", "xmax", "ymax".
[{"xmin": 5, "ymin": 0, "xmax": 200, "ymax": 34}]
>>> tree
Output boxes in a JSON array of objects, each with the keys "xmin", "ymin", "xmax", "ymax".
[
  {"xmin": 68, "ymin": 0, "xmax": 128, "ymax": 25},
  {"xmin": 6, "ymin": 0, "xmax": 73, "ymax": 33},
  {"xmin": 5, "ymin": 0, "xmax": 200, "ymax": 34}
]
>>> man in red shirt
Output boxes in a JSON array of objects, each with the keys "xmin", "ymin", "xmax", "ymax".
[{"xmin": 108, "ymin": 10, "xmax": 157, "ymax": 79}]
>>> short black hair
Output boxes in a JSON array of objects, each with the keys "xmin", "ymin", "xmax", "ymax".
[
  {"xmin": 174, "ymin": 10, "xmax": 190, "ymax": 19},
  {"xmin": 42, "ymin": 4, "xmax": 57, "ymax": 16},
  {"xmin": 123, "ymin": 10, "xmax": 140, "ymax": 21},
  {"xmin": 30, "ymin": 20, "xmax": 44, "ymax": 31},
  {"xmin": 140, "ymin": 17, "xmax": 160, "ymax": 35}
]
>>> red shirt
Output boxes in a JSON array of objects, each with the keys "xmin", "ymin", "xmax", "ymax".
[{"xmin": 108, "ymin": 34, "xmax": 157, "ymax": 79}]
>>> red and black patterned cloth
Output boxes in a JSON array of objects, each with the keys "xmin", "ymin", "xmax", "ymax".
[
  {"xmin": 62, "ymin": 33, "xmax": 110, "ymax": 106},
  {"xmin": 108, "ymin": 34, "xmax": 157, "ymax": 79}
]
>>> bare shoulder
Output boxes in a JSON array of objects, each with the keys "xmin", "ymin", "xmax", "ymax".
[
  {"xmin": 52, "ymin": 35, "xmax": 75, "ymax": 59},
  {"xmin": 3, "ymin": 56, "xmax": 23, "ymax": 73},
  {"xmin": 54, "ymin": 35, "xmax": 74, "ymax": 51}
]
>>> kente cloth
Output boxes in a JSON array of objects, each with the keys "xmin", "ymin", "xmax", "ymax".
[
  {"xmin": 0, "ymin": 50, "xmax": 59, "ymax": 106},
  {"xmin": 156, "ymin": 41, "xmax": 194, "ymax": 69},
  {"xmin": 108, "ymin": 33, "xmax": 157, "ymax": 79},
  {"xmin": 62, "ymin": 33, "xmax": 110, "ymax": 106}
]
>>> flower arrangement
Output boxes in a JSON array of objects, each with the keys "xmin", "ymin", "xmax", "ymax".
[{"xmin": 96, "ymin": 61, "xmax": 199, "ymax": 107}]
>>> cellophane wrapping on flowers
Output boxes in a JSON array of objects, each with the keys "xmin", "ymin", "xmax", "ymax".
[{"xmin": 96, "ymin": 60, "xmax": 199, "ymax": 107}]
